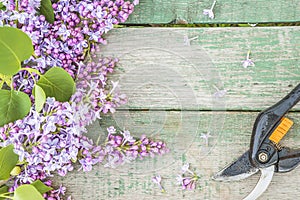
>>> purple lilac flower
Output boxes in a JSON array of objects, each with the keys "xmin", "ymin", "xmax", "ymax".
[
  {"xmin": 28, "ymin": 0, "xmax": 41, "ymax": 10},
  {"xmin": 103, "ymin": 127, "xmax": 169, "ymax": 168},
  {"xmin": 133, "ymin": 0, "xmax": 139, "ymax": 6},
  {"xmin": 183, "ymin": 35, "xmax": 198, "ymax": 46},
  {"xmin": 200, "ymin": 132, "xmax": 212, "ymax": 146},
  {"xmin": 213, "ymin": 89, "xmax": 227, "ymax": 98},
  {"xmin": 1, "ymin": 0, "xmax": 137, "ymax": 81},
  {"xmin": 181, "ymin": 163, "xmax": 192, "ymax": 174},
  {"xmin": 13, "ymin": 70, "xmax": 36, "ymax": 94},
  {"xmin": 177, "ymin": 163, "xmax": 199, "ymax": 190},
  {"xmin": 242, "ymin": 50, "xmax": 255, "ymax": 68},
  {"xmin": 203, "ymin": 0, "xmax": 217, "ymax": 19},
  {"xmin": 152, "ymin": 175, "xmax": 166, "ymax": 193},
  {"xmin": 72, "ymin": 58, "xmax": 127, "ymax": 122},
  {"xmin": 0, "ymin": 56, "xmax": 168, "ymax": 187},
  {"xmin": 177, "ymin": 175, "xmax": 198, "ymax": 190},
  {"xmin": 0, "ymin": 58, "xmax": 126, "ymax": 185},
  {"xmin": 43, "ymin": 182, "xmax": 72, "ymax": 200}
]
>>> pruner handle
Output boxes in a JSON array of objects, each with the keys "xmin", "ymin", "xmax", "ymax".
[
  {"xmin": 277, "ymin": 147, "xmax": 300, "ymax": 173},
  {"xmin": 269, "ymin": 83, "xmax": 300, "ymax": 117}
]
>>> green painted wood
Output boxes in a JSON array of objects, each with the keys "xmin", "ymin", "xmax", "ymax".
[
  {"xmin": 55, "ymin": 17, "xmax": 300, "ymax": 200},
  {"xmin": 127, "ymin": 0, "xmax": 300, "ymax": 24},
  {"xmin": 99, "ymin": 27, "xmax": 300, "ymax": 111},
  {"xmin": 57, "ymin": 111, "xmax": 300, "ymax": 200}
]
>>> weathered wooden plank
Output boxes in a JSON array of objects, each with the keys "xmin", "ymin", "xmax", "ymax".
[
  {"xmin": 99, "ymin": 27, "xmax": 300, "ymax": 111},
  {"xmin": 127, "ymin": 0, "xmax": 300, "ymax": 24},
  {"xmin": 57, "ymin": 111, "xmax": 300, "ymax": 200}
]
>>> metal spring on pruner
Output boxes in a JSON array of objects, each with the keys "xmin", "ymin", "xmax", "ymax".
[{"xmin": 272, "ymin": 141, "xmax": 283, "ymax": 150}]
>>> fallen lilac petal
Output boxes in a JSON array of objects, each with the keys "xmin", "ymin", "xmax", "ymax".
[{"xmin": 242, "ymin": 59, "xmax": 255, "ymax": 68}]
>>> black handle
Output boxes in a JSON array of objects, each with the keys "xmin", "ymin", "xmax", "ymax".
[
  {"xmin": 269, "ymin": 83, "xmax": 300, "ymax": 117},
  {"xmin": 277, "ymin": 147, "xmax": 300, "ymax": 173}
]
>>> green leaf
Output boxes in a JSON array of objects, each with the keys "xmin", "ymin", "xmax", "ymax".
[
  {"xmin": 0, "ymin": 73, "xmax": 12, "ymax": 89},
  {"xmin": 39, "ymin": 0, "xmax": 54, "ymax": 24},
  {"xmin": 0, "ymin": 185, "xmax": 8, "ymax": 200},
  {"xmin": 33, "ymin": 85, "xmax": 46, "ymax": 112},
  {"xmin": 0, "ymin": 3, "xmax": 5, "ymax": 11},
  {"xmin": 0, "ymin": 27, "xmax": 33, "ymax": 76},
  {"xmin": 0, "ymin": 185, "xmax": 8, "ymax": 193},
  {"xmin": 31, "ymin": 180, "xmax": 53, "ymax": 194},
  {"xmin": 14, "ymin": 185, "xmax": 44, "ymax": 200},
  {"xmin": 0, "ymin": 145, "xmax": 19, "ymax": 180},
  {"xmin": 37, "ymin": 67, "xmax": 75, "ymax": 102},
  {"xmin": 0, "ymin": 90, "xmax": 31, "ymax": 127}
]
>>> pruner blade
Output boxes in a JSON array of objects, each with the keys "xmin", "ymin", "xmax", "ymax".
[
  {"xmin": 243, "ymin": 165, "xmax": 275, "ymax": 200},
  {"xmin": 213, "ymin": 150, "xmax": 275, "ymax": 200},
  {"xmin": 213, "ymin": 150, "xmax": 259, "ymax": 181}
]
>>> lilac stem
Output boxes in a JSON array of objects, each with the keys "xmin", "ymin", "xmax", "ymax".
[
  {"xmin": 211, "ymin": 0, "xmax": 217, "ymax": 10},
  {"xmin": 247, "ymin": 50, "xmax": 251, "ymax": 60}
]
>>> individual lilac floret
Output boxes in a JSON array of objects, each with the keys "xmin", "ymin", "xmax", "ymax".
[
  {"xmin": 177, "ymin": 163, "xmax": 199, "ymax": 190},
  {"xmin": 200, "ymin": 132, "xmax": 212, "ymax": 146},
  {"xmin": 133, "ymin": 0, "xmax": 139, "ymax": 5},
  {"xmin": 13, "ymin": 67, "xmax": 40, "ymax": 99},
  {"xmin": 212, "ymin": 85, "xmax": 227, "ymax": 98},
  {"xmin": 242, "ymin": 50, "xmax": 255, "ymax": 68},
  {"xmin": 213, "ymin": 89, "xmax": 227, "ymax": 98},
  {"xmin": 181, "ymin": 163, "xmax": 193, "ymax": 174},
  {"xmin": 183, "ymin": 35, "xmax": 198, "ymax": 46},
  {"xmin": 152, "ymin": 175, "xmax": 166, "ymax": 193},
  {"xmin": 177, "ymin": 175, "xmax": 198, "ymax": 190},
  {"xmin": 203, "ymin": 0, "xmax": 217, "ymax": 19}
]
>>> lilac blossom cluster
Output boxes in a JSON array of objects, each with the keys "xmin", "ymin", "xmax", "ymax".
[
  {"xmin": 0, "ymin": 58, "xmax": 122, "ymax": 182},
  {"xmin": 73, "ymin": 57, "xmax": 127, "ymax": 119},
  {"xmin": 103, "ymin": 126, "xmax": 169, "ymax": 168},
  {"xmin": 0, "ymin": 57, "xmax": 168, "ymax": 199},
  {"xmin": 0, "ymin": 0, "xmax": 136, "ymax": 83},
  {"xmin": 0, "ymin": 1, "xmax": 170, "ymax": 199}
]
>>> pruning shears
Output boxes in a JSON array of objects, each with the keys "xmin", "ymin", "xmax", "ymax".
[{"xmin": 213, "ymin": 84, "xmax": 300, "ymax": 200}]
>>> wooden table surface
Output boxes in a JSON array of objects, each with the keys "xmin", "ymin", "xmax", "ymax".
[{"xmin": 56, "ymin": 1, "xmax": 300, "ymax": 199}]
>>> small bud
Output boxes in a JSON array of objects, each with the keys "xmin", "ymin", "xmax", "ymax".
[{"xmin": 10, "ymin": 166, "xmax": 21, "ymax": 176}]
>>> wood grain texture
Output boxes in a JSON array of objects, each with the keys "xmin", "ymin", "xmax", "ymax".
[
  {"xmin": 55, "ymin": 26, "xmax": 300, "ymax": 200},
  {"xmin": 126, "ymin": 0, "xmax": 300, "ymax": 24},
  {"xmin": 99, "ymin": 27, "xmax": 300, "ymax": 111},
  {"xmin": 57, "ymin": 111, "xmax": 300, "ymax": 200}
]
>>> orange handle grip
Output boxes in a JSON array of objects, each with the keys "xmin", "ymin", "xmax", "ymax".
[{"xmin": 269, "ymin": 117, "xmax": 293, "ymax": 144}]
